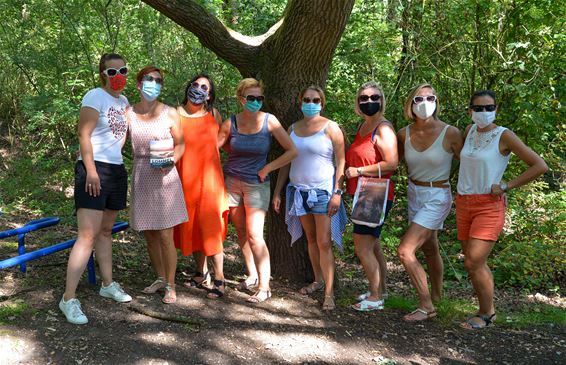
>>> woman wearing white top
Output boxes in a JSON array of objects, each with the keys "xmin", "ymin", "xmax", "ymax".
[
  {"xmin": 396, "ymin": 84, "xmax": 463, "ymax": 322},
  {"xmin": 457, "ymin": 90, "xmax": 547, "ymax": 329},
  {"xmin": 60, "ymin": 53, "xmax": 133, "ymax": 325},
  {"xmin": 273, "ymin": 85, "xmax": 346, "ymax": 311}
]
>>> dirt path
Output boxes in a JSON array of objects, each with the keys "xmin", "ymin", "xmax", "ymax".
[{"xmin": 1, "ymin": 227, "xmax": 564, "ymax": 364}]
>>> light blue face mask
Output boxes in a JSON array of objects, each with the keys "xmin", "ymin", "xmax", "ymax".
[
  {"xmin": 301, "ymin": 102, "xmax": 322, "ymax": 117},
  {"xmin": 244, "ymin": 100, "xmax": 262, "ymax": 113},
  {"xmin": 141, "ymin": 81, "xmax": 161, "ymax": 102}
]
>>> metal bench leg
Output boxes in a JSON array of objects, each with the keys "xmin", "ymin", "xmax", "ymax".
[{"xmin": 87, "ymin": 253, "xmax": 96, "ymax": 285}]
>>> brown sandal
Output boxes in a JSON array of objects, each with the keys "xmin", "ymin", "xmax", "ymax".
[
  {"xmin": 322, "ymin": 295, "xmax": 335, "ymax": 311},
  {"xmin": 247, "ymin": 289, "xmax": 272, "ymax": 303}
]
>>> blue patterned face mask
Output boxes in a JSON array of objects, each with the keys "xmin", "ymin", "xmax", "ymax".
[
  {"xmin": 244, "ymin": 100, "xmax": 262, "ymax": 113},
  {"xmin": 301, "ymin": 102, "xmax": 322, "ymax": 117},
  {"xmin": 141, "ymin": 81, "xmax": 161, "ymax": 102},
  {"xmin": 187, "ymin": 86, "xmax": 208, "ymax": 105}
]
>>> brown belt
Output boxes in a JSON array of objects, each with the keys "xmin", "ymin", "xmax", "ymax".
[{"xmin": 410, "ymin": 179, "xmax": 450, "ymax": 188}]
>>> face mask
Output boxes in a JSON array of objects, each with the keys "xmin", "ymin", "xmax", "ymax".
[
  {"xmin": 187, "ymin": 86, "xmax": 208, "ymax": 105},
  {"xmin": 412, "ymin": 101, "xmax": 436, "ymax": 119},
  {"xmin": 108, "ymin": 74, "xmax": 127, "ymax": 92},
  {"xmin": 472, "ymin": 111, "xmax": 496, "ymax": 128},
  {"xmin": 244, "ymin": 100, "xmax": 262, "ymax": 113},
  {"xmin": 141, "ymin": 81, "xmax": 161, "ymax": 102},
  {"xmin": 301, "ymin": 102, "xmax": 322, "ymax": 117},
  {"xmin": 359, "ymin": 102, "xmax": 381, "ymax": 116}
]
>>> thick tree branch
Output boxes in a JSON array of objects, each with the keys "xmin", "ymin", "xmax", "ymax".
[{"xmin": 141, "ymin": 0, "xmax": 281, "ymax": 75}]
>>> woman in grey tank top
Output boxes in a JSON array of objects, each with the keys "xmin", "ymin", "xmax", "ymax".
[
  {"xmin": 396, "ymin": 84, "xmax": 463, "ymax": 322},
  {"xmin": 218, "ymin": 78, "xmax": 297, "ymax": 303}
]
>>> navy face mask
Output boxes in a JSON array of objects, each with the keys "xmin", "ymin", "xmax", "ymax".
[{"xmin": 187, "ymin": 86, "xmax": 208, "ymax": 105}]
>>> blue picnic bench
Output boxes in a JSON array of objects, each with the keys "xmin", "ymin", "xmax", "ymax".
[{"xmin": 0, "ymin": 217, "xmax": 129, "ymax": 285}]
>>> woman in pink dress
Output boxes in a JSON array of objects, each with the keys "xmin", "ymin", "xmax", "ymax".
[{"xmin": 128, "ymin": 66, "xmax": 188, "ymax": 304}]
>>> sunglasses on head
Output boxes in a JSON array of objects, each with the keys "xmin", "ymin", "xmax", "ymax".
[
  {"xmin": 142, "ymin": 75, "xmax": 163, "ymax": 84},
  {"xmin": 245, "ymin": 95, "xmax": 265, "ymax": 102},
  {"xmin": 103, "ymin": 66, "xmax": 128, "ymax": 77},
  {"xmin": 413, "ymin": 95, "xmax": 437, "ymax": 104},
  {"xmin": 303, "ymin": 97, "xmax": 321, "ymax": 104},
  {"xmin": 191, "ymin": 81, "xmax": 209, "ymax": 92},
  {"xmin": 358, "ymin": 94, "xmax": 381, "ymax": 102},
  {"xmin": 470, "ymin": 104, "xmax": 496, "ymax": 112}
]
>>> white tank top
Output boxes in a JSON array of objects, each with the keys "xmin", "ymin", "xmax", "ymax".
[
  {"xmin": 289, "ymin": 122, "xmax": 335, "ymax": 193},
  {"xmin": 457, "ymin": 125, "xmax": 510, "ymax": 195},
  {"xmin": 405, "ymin": 124, "xmax": 453, "ymax": 182}
]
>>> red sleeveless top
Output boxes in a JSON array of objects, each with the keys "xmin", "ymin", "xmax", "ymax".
[{"xmin": 346, "ymin": 125, "xmax": 395, "ymax": 200}]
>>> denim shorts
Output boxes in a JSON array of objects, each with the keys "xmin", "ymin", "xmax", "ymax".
[
  {"xmin": 289, "ymin": 186, "xmax": 331, "ymax": 215},
  {"xmin": 225, "ymin": 175, "xmax": 270, "ymax": 211},
  {"xmin": 353, "ymin": 200, "xmax": 393, "ymax": 238}
]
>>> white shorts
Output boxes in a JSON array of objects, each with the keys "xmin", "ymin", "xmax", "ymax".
[{"xmin": 408, "ymin": 181, "xmax": 452, "ymax": 230}]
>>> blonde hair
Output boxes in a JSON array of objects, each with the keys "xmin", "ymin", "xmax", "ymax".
[
  {"xmin": 404, "ymin": 83, "xmax": 438, "ymax": 120},
  {"xmin": 299, "ymin": 85, "xmax": 326, "ymax": 108},
  {"xmin": 236, "ymin": 78, "xmax": 264, "ymax": 98},
  {"xmin": 355, "ymin": 81, "xmax": 386, "ymax": 119}
]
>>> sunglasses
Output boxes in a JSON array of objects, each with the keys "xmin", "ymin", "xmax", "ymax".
[
  {"xmin": 245, "ymin": 95, "xmax": 265, "ymax": 102},
  {"xmin": 102, "ymin": 66, "xmax": 128, "ymax": 77},
  {"xmin": 191, "ymin": 81, "xmax": 209, "ymax": 92},
  {"xmin": 303, "ymin": 97, "xmax": 321, "ymax": 104},
  {"xmin": 413, "ymin": 95, "xmax": 437, "ymax": 104},
  {"xmin": 470, "ymin": 104, "xmax": 496, "ymax": 112},
  {"xmin": 358, "ymin": 94, "xmax": 381, "ymax": 102},
  {"xmin": 142, "ymin": 75, "xmax": 163, "ymax": 84}
]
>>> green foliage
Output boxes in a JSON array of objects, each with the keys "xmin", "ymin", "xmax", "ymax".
[{"xmin": 0, "ymin": 300, "xmax": 30, "ymax": 325}]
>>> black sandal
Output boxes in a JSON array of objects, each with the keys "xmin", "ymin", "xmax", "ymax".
[
  {"xmin": 183, "ymin": 271, "xmax": 211, "ymax": 289},
  {"xmin": 461, "ymin": 313, "xmax": 496, "ymax": 330},
  {"xmin": 206, "ymin": 279, "xmax": 225, "ymax": 299}
]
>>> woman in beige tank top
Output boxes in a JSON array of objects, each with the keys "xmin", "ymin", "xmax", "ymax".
[{"xmin": 396, "ymin": 84, "xmax": 463, "ymax": 322}]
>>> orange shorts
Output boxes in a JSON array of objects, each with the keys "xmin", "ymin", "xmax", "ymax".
[{"xmin": 455, "ymin": 194, "xmax": 506, "ymax": 242}]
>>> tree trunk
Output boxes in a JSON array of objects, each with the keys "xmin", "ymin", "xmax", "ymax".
[{"xmin": 141, "ymin": 0, "xmax": 355, "ymax": 281}]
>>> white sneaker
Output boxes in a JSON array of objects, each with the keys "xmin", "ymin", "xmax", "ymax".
[
  {"xmin": 59, "ymin": 296, "xmax": 88, "ymax": 325},
  {"xmin": 99, "ymin": 282, "xmax": 132, "ymax": 303},
  {"xmin": 357, "ymin": 291, "xmax": 388, "ymax": 302}
]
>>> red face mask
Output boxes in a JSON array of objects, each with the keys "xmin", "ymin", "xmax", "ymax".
[{"xmin": 108, "ymin": 74, "xmax": 127, "ymax": 91}]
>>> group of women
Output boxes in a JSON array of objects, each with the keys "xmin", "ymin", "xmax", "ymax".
[{"xmin": 59, "ymin": 53, "xmax": 547, "ymax": 331}]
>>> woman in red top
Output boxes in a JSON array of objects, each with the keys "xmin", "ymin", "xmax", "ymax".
[{"xmin": 345, "ymin": 81, "xmax": 398, "ymax": 311}]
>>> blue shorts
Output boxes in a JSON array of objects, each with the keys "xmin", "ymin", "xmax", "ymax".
[
  {"xmin": 353, "ymin": 200, "xmax": 394, "ymax": 238},
  {"xmin": 293, "ymin": 187, "xmax": 331, "ymax": 215}
]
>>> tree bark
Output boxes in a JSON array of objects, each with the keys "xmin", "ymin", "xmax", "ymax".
[{"xmin": 141, "ymin": 0, "xmax": 355, "ymax": 281}]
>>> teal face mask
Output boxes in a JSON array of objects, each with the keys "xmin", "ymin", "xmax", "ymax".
[
  {"xmin": 301, "ymin": 102, "xmax": 322, "ymax": 117},
  {"xmin": 244, "ymin": 100, "xmax": 262, "ymax": 113}
]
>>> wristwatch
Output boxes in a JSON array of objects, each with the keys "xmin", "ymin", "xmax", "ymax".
[
  {"xmin": 357, "ymin": 167, "xmax": 363, "ymax": 176},
  {"xmin": 334, "ymin": 188, "xmax": 344, "ymax": 196},
  {"xmin": 500, "ymin": 182, "xmax": 508, "ymax": 192}
]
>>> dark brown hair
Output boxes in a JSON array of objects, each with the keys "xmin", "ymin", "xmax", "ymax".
[
  {"xmin": 136, "ymin": 66, "xmax": 164, "ymax": 84},
  {"xmin": 98, "ymin": 53, "xmax": 125, "ymax": 86}
]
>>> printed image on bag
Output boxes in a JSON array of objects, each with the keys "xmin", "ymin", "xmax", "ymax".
[
  {"xmin": 149, "ymin": 138, "xmax": 174, "ymax": 168},
  {"xmin": 351, "ymin": 176, "xmax": 389, "ymax": 227}
]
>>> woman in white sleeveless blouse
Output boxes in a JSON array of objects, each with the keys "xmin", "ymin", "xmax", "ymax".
[
  {"xmin": 397, "ymin": 84, "xmax": 463, "ymax": 322},
  {"xmin": 457, "ymin": 90, "xmax": 547, "ymax": 329}
]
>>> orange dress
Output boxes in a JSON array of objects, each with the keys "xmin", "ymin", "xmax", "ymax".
[{"xmin": 174, "ymin": 110, "xmax": 228, "ymax": 256}]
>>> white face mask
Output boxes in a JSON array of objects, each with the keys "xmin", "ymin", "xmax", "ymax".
[
  {"xmin": 472, "ymin": 111, "xmax": 496, "ymax": 128},
  {"xmin": 412, "ymin": 101, "xmax": 436, "ymax": 119}
]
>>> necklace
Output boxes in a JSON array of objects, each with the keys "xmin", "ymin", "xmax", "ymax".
[{"xmin": 468, "ymin": 126, "xmax": 499, "ymax": 155}]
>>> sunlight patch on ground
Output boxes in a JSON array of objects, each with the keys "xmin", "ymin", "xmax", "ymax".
[
  {"xmin": 137, "ymin": 330, "xmax": 179, "ymax": 345},
  {"xmin": 0, "ymin": 332, "xmax": 36, "ymax": 364}
]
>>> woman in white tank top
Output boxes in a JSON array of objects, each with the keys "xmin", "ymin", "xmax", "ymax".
[
  {"xmin": 273, "ymin": 86, "xmax": 346, "ymax": 311},
  {"xmin": 396, "ymin": 84, "xmax": 463, "ymax": 322},
  {"xmin": 457, "ymin": 90, "xmax": 547, "ymax": 329}
]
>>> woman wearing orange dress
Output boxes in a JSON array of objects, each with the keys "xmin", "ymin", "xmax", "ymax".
[{"xmin": 173, "ymin": 74, "xmax": 229, "ymax": 299}]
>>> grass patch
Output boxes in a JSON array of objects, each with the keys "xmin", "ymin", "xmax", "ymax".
[
  {"xmin": 503, "ymin": 303, "xmax": 566, "ymax": 328},
  {"xmin": 0, "ymin": 300, "xmax": 29, "ymax": 324},
  {"xmin": 0, "ymin": 240, "xmax": 19, "ymax": 250},
  {"xmin": 383, "ymin": 294, "xmax": 417, "ymax": 311}
]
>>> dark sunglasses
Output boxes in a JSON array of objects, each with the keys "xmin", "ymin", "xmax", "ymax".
[
  {"xmin": 245, "ymin": 95, "xmax": 265, "ymax": 102},
  {"xmin": 470, "ymin": 104, "xmax": 496, "ymax": 112},
  {"xmin": 191, "ymin": 81, "xmax": 209, "ymax": 92},
  {"xmin": 413, "ymin": 95, "xmax": 437, "ymax": 104},
  {"xmin": 358, "ymin": 94, "xmax": 381, "ymax": 102},
  {"xmin": 142, "ymin": 75, "xmax": 163, "ymax": 84},
  {"xmin": 103, "ymin": 66, "xmax": 128, "ymax": 77},
  {"xmin": 303, "ymin": 97, "xmax": 321, "ymax": 104}
]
